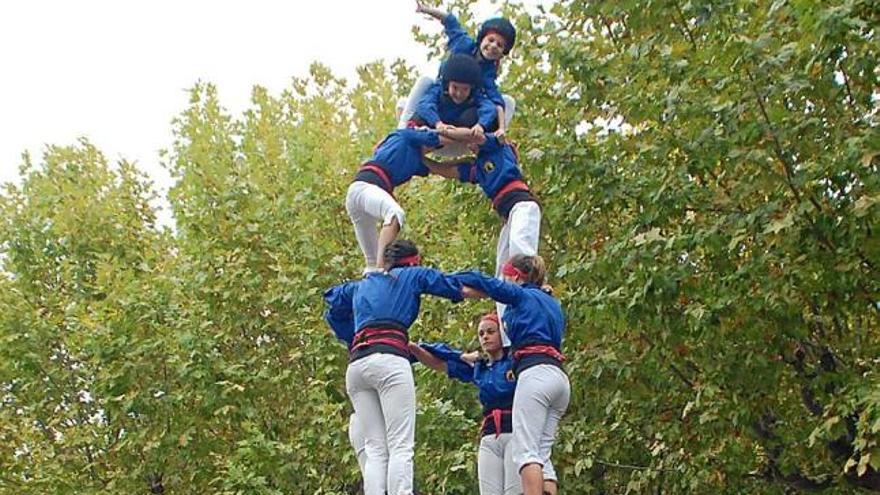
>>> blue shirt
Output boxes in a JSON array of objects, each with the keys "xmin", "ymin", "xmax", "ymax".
[
  {"xmin": 414, "ymin": 80, "xmax": 497, "ymax": 129},
  {"xmin": 442, "ymin": 14, "xmax": 505, "ymax": 107},
  {"xmin": 324, "ymin": 267, "xmax": 464, "ymax": 337},
  {"xmin": 457, "ymin": 135, "xmax": 525, "ymax": 199},
  {"xmin": 452, "ymin": 271, "xmax": 565, "ymax": 349},
  {"xmin": 420, "ymin": 342, "xmax": 516, "ymax": 412},
  {"xmin": 363, "ymin": 128, "xmax": 442, "ymax": 190}
]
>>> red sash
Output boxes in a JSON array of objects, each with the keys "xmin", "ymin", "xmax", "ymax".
[
  {"xmin": 491, "ymin": 179, "xmax": 530, "ymax": 209},
  {"xmin": 480, "ymin": 408, "xmax": 512, "ymax": 438},
  {"xmin": 358, "ymin": 163, "xmax": 393, "ymax": 193},
  {"xmin": 512, "ymin": 344, "xmax": 565, "ymax": 363},
  {"xmin": 350, "ymin": 327, "xmax": 408, "ymax": 355}
]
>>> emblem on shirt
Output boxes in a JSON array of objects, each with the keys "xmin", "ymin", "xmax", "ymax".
[
  {"xmin": 484, "ymin": 160, "xmax": 496, "ymax": 172},
  {"xmin": 505, "ymin": 370, "xmax": 516, "ymax": 382}
]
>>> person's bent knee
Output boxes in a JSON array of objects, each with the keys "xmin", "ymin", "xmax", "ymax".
[
  {"xmin": 384, "ymin": 209, "xmax": 405, "ymax": 231},
  {"xmin": 518, "ymin": 460, "xmax": 544, "ymax": 474}
]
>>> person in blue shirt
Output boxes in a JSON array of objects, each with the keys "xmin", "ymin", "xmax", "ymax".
[
  {"xmin": 323, "ymin": 239, "xmax": 473, "ymax": 495},
  {"xmin": 398, "ymin": 3, "xmax": 517, "ymax": 146},
  {"xmin": 411, "ymin": 54, "xmax": 497, "ymax": 141},
  {"xmin": 326, "ymin": 298, "xmax": 372, "ymax": 492},
  {"xmin": 346, "ymin": 126, "xmax": 458, "ymax": 275},
  {"xmin": 454, "ymin": 255, "xmax": 569, "ymax": 495},
  {"xmin": 428, "ymin": 133, "xmax": 542, "ymax": 330},
  {"xmin": 409, "ymin": 312, "xmax": 560, "ymax": 495}
]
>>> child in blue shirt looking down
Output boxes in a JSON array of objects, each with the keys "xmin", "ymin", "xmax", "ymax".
[{"xmin": 411, "ymin": 53, "xmax": 496, "ymax": 142}]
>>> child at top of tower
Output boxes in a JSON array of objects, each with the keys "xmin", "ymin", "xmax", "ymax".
[{"xmin": 398, "ymin": 2, "xmax": 518, "ymax": 142}]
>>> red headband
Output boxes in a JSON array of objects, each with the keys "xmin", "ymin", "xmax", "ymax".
[
  {"xmin": 480, "ymin": 312, "xmax": 500, "ymax": 325},
  {"xmin": 397, "ymin": 254, "xmax": 421, "ymax": 267},
  {"xmin": 501, "ymin": 262, "xmax": 527, "ymax": 280}
]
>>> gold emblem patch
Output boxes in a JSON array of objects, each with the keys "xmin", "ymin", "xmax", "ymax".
[{"xmin": 484, "ymin": 160, "xmax": 496, "ymax": 172}]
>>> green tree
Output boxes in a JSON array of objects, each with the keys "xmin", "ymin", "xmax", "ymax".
[{"xmin": 1, "ymin": 0, "xmax": 878, "ymax": 493}]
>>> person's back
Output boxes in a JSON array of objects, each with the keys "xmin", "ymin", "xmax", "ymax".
[
  {"xmin": 501, "ymin": 283, "xmax": 564, "ymax": 351},
  {"xmin": 352, "ymin": 266, "xmax": 456, "ymax": 329}
]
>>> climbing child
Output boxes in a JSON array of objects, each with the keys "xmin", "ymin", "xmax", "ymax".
[{"xmin": 346, "ymin": 125, "xmax": 458, "ymax": 275}]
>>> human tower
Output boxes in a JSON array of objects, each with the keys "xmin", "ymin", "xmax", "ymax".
[{"xmin": 323, "ymin": 3, "xmax": 570, "ymax": 494}]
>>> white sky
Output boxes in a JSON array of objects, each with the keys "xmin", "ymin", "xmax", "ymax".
[{"xmin": 0, "ymin": 0, "xmax": 512, "ymax": 226}]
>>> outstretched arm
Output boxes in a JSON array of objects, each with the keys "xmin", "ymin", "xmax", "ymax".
[
  {"xmin": 414, "ymin": 342, "xmax": 477, "ymax": 383},
  {"xmin": 454, "ymin": 270, "xmax": 524, "ymax": 305},
  {"xmin": 494, "ymin": 105, "xmax": 507, "ymax": 141},
  {"xmin": 425, "ymin": 149, "xmax": 473, "ymax": 177},
  {"xmin": 462, "ymin": 286, "xmax": 488, "ymax": 299},
  {"xmin": 408, "ymin": 342, "xmax": 448, "ymax": 372},
  {"xmin": 415, "ymin": 1, "xmax": 448, "ymax": 22}
]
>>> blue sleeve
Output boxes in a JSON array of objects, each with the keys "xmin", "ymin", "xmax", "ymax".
[
  {"xmin": 476, "ymin": 91, "xmax": 497, "ymax": 129},
  {"xmin": 482, "ymin": 72, "xmax": 505, "ymax": 107},
  {"xmin": 443, "ymin": 13, "xmax": 476, "ymax": 54},
  {"xmin": 414, "ymin": 82, "xmax": 442, "ymax": 126},
  {"xmin": 457, "ymin": 163, "xmax": 476, "ymax": 183},
  {"xmin": 323, "ymin": 283, "xmax": 356, "ymax": 348},
  {"xmin": 416, "ymin": 267, "xmax": 464, "ymax": 302},
  {"xmin": 479, "ymin": 134, "xmax": 502, "ymax": 154},
  {"xmin": 453, "ymin": 270, "xmax": 524, "ymax": 305},
  {"xmin": 420, "ymin": 342, "xmax": 464, "ymax": 362},
  {"xmin": 420, "ymin": 342, "xmax": 474, "ymax": 383},
  {"xmin": 400, "ymin": 126, "xmax": 441, "ymax": 148},
  {"xmin": 447, "ymin": 359, "xmax": 476, "ymax": 383}
]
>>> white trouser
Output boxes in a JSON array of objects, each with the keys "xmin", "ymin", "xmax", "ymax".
[
  {"xmin": 478, "ymin": 433, "xmax": 557, "ymax": 495},
  {"xmin": 346, "ymin": 353, "xmax": 416, "ymax": 495},
  {"xmin": 345, "ymin": 181, "xmax": 406, "ymax": 273},
  {"xmin": 495, "ymin": 200, "xmax": 541, "ymax": 343},
  {"xmin": 397, "ymin": 76, "xmax": 436, "ymax": 128},
  {"xmin": 512, "ymin": 365, "xmax": 570, "ymax": 474},
  {"xmin": 348, "ymin": 412, "xmax": 368, "ymax": 478}
]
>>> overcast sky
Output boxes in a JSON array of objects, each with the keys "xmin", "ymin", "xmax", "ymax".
[{"xmin": 0, "ymin": 0, "xmax": 510, "ymax": 226}]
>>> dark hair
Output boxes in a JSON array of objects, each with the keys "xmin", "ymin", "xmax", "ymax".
[
  {"xmin": 508, "ymin": 254, "xmax": 546, "ymax": 285},
  {"xmin": 384, "ymin": 239, "xmax": 419, "ymax": 269}
]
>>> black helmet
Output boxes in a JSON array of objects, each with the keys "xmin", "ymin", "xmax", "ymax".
[
  {"xmin": 440, "ymin": 53, "xmax": 481, "ymax": 88},
  {"xmin": 477, "ymin": 17, "xmax": 516, "ymax": 55}
]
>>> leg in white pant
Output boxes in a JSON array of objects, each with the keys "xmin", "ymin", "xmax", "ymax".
[
  {"xmin": 501, "ymin": 95, "xmax": 517, "ymax": 131},
  {"xmin": 495, "ymin": 201, "xmax": 542, "ymax": 336},
  {"xmin": 349, "ymin": 412, "xmax": 367, "ymax": 477},
  {"xmin": 511, "ymin": 365, "xmax": 571, "ymax": 476},
  {"xmin": 346, "ymin": 353, "xmax": 416, "ymax": 495},
  {"xmin": 478, "ymin": 433, "xmax": 517, "ymax": 495},
  {"xmin": 345, "ymin": 182, "xmax": 406, "ymax": 273},
  {"xmin": 397, "ymin": 76, "xmax": 435, "ymax": 128}
]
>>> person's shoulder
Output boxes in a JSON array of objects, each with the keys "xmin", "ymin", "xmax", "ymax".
[{"xmin": 393, "ymin": 265, "xmax": 433, "ymax": 279}]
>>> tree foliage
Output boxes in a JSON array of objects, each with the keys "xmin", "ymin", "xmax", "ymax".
[{"xmin": 1, "ymin": 0, "xmax": 878, "ymax": 493}]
